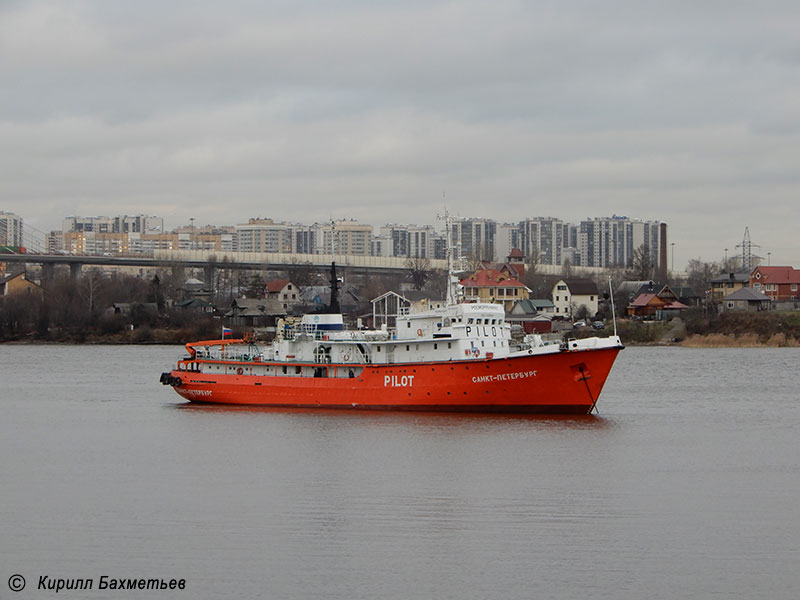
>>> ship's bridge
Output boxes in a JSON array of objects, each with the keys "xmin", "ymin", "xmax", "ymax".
[{"xmin": 395, "ymin": 303, "xmax": 508, "ymax": 342}]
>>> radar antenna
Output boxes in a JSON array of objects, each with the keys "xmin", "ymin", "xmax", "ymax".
[{"xmin": 437, "ymin": 206, "xmax": 460, "ymax": 305}]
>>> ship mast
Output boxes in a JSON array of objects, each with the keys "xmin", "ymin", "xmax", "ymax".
[
  {"xmin": 325, "ymin": 261, "xmax": 341, "ymax": 314},
  {"xmin": 439, "ymin": 207, "xmax": 459, "ymax": 305}
]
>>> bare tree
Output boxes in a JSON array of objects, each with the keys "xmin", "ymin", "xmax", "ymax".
[
  {"xmin": 287, "ymin": 257, "xmax": 317, "ymax": 288},
  {"xmin": 80, "ymin": 269, "xmax": 106, "ymax": 315},
  {"xmin": 425, "ymin": 268, "xmax": 447, "ymax": 299},
  {"xmin": 460, "ymin": 251, "xmax": 483, "ymax": 274},
  {"xmin": 245, "ymin": 273, "xmax": 266, "ymax": 298},
  {"xmin": 562, "ymin": 258, "xmax": 573, "ymax": 279},
  {"xmin": 405, "ymin": 257, "xmax": 431, "ymax": 290},
  {"xmin": 524, "ymin": 250, "xmax": 541, "ymax": 281},
  {"xmin": 685, "ymin": 258, "xmax": 720, "ymax": 298},
  {"xmin": 628, "ymin": 244, "xmax": 654, "ymax": 281},
  {"xmin": 721, "ymin": 254, "xmax": 742, "ymax": 273}
]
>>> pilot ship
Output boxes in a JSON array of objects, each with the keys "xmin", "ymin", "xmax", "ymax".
[{"xmin": 160, "ymin": 259, "xmax": 623, "ymax": 413}]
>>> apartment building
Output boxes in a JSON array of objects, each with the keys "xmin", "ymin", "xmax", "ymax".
[
  {"xmin": 315, "ymin": 220, "xmax": 373, "ymax": 256},
  {"xmin": 0, "ymin": 211, "xmax": 23, "ymax": 247},
  {"xmin": 450, "ymin": 217, "xmax": 497, "ymax": 261}
]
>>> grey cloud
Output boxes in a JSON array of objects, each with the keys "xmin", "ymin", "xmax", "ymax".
[{"xmin": 2, "ymin": 0, "xmax": 800, "ymax": 267}]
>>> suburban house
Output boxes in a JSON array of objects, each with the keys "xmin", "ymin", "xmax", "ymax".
[
  {"xmin": 749, "ymin": 266, "xmax": 800, "ymax": 301},
  {"xmin": 107, "ymin": 302, "xmax": 159, "ymax": 317},
  {"xmin": 506, "ymin": 247, "xmax": 526, "ymax": 269},
  {"xmin": 671, "ymin": 286, "xmax": 702, "ymax": 307},
  {"xmin": 721, "ymin": 288, "xmax": 771, "ymax": 312},
  {"xmin": 525, "ymin": 298, "xmax": 556, "ymax": 315},
  {"xmin": 551, "ymin": 279, "xmax": 599, "ymax": 319},
  {"xmin": 617, "ymin": 280, "xmax": 657, "ymax": 302},
  {"xmin": 476, "ymin": 250, "xmax": 527, "ymax": 281},
  {"xmin": 460, "ymin": 268, "xmax": 530, "ymax": 311},
  {"xmin": 627, "ymin": 285, "xmax": 689, "ymax": 319},
  {"xmin": 711, "ymin": 271, "xmax": 751, "ymax": 302},
  {"xmin": 265, "ymin": 279, "xmax": 299, "ymax": 310},
  {"xmin": 0, "ymin": 271, "xmax": 43, "ymax": 298},
  {"xmin": 226, "ymin": 297, "xmax": 286, "ymax": 328},
  {"xmin": 181, "ymin": 277, "xmax": 210, "ymax": 301},
  {"xmin": 174, "ymin": 298, "xmax": 216, "ymax": 313},
  {"xmin": 507, "ymin": 299, "xmax": 553, "ymax": 333}
]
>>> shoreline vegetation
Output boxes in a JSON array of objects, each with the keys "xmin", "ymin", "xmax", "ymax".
[
  {"xmin": 4, "ymin": 271, "xmax": 800, "ymax": 348},
  {"xmin": 679, "ymin": 333, "xmax": 800, "ymax": 348},
  {"xmin": 615, "ymin": 311, "xmax": 800, "ymax": 348},
  {"xmin": 5, "ymin": 315, "xmax": 800, "ymax": 348}
]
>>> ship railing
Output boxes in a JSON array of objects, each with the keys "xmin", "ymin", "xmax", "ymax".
[{"xmin": 283, "ymin": 327, "xmax": 389, "ymax": 343}]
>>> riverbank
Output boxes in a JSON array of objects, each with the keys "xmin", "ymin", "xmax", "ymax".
[
  {"xmin": 591, "ymin": 311, "xmax": 800, "ymax": 347},
  {"xmin": 0, "ymin": 327, "xmax": 213, "ymax": 345},
  {"xmin": 680, "ymin": 333, "xmax": 800, "ymax": 348},
  {"xmin": 5, "ymin": 311, "xmax": 800, "ymax": 348}
]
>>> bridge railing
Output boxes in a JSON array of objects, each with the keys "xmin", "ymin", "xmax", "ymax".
[{"xmin": 152, "ymin": 250, "xmax": 449, "ymax": 271}]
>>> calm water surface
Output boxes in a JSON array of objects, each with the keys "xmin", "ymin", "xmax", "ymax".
[{"xmin": 1, "ymin": 345, "xmax": 798, "ymax": 599}]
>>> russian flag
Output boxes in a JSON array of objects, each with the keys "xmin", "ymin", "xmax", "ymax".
[{"xmin": 222, "ymin": 326, "xmax": 233, "ymax": 338}]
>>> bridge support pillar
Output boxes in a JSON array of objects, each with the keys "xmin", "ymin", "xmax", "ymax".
[
  {"xmin": 204, "ymin": 265, "xmax": 216, "ymax": 292},
  {"xmin": 41, "ymin": 263, "xmax": 55, "ymax": 282},
  {"xmin": 171, "ymin": 265, "xmax": 185, "ymax": 282},
  {"xmin": 70, "ymin": 263, "xmax": 83, "ymax": 280}
]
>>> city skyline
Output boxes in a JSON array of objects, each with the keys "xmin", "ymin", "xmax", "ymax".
[
  {"xmin": 2, "ymin": 1, "xmax": 798, "ymax": 270},
  {"xmin": 6, "ymin": 209, "xmax": 673, "ymax": 278},
  {"xmin": 3, "ymin": 206, "xmax": 775, "ymax": 275}
]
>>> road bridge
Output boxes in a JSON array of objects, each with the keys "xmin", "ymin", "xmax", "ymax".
[
  {"xmin": 1, "ymin": 250, "xmax": 450, "ymax": 282},
  {"xmin": 2, "ymin": 249, "xmax": 597, "ymax": 282}
]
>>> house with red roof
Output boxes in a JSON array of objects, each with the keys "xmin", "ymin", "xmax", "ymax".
[
  {"xmin": 750, "ymin": 266, "xmax": 800, "ymax": 301},
  {"xmin": 626, "ymin": 284, "xmax": 689, "ymax": 318},
  {"xmin": 460, "ymin": 268, "xmax": 530, "ymax": 311},
  {"xmin": 265, "ymin": 279, "xmax": 299, "ymax": 310},
  {"xmin": 476, "ymin": 259, "xmax": 525, "ymax": 281}
]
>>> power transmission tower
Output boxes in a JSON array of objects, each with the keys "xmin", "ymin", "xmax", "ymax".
[{"xmin": 735, "ymin": 227, "xmax": 761, "ymax": 271}]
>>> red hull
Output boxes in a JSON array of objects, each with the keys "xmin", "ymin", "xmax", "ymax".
[{"xmin": 167, "ymin": 346, "xmax": 621, "ymax": 414}]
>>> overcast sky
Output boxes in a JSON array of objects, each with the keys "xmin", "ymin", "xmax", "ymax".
[{"xmin": 2, "ymin": 0, "xmax": 799, "ymax": 269}]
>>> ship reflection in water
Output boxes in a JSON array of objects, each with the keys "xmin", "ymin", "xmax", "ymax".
[{"xmin": 172, "ymin": 401, "xmax": 613, "ymax": 430}]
